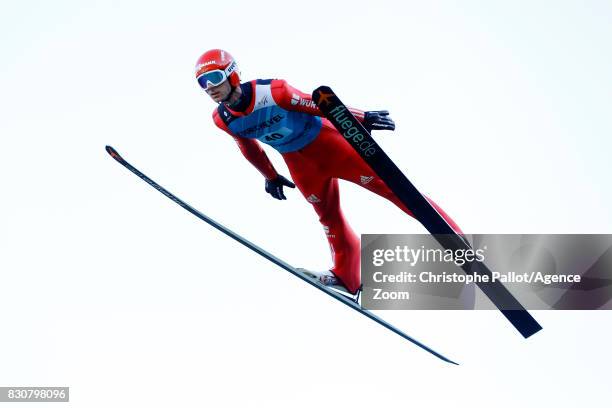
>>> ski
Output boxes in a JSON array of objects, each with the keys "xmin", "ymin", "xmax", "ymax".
[
  {"xmin": 312, "ymin": 86, "xmax": 542, "ymax": 339},
  {"xmin": 105, "ymin": 145, "xmax": 459, "ymax": 365}
]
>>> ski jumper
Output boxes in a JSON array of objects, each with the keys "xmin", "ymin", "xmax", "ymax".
[{"xmin": 212, "ymin": 79, "xmax": 462, "ymax": 294}]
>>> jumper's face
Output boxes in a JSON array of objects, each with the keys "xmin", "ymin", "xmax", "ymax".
[{"xmin": 206, "ymin": 80, "xmax": 231, "ymax": 103}]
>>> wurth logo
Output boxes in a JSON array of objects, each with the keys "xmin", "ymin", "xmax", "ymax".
[
  {"xmin": 360, "ymin": 175, "xmax": 374, "ymax": 185},
  {"xmin": 290, "ymin": 93, "xmax": 317, "ymax": 109},
  {"xmin": 307, "ymin": 194, "xmax": 321, "ymax": 203},
  {"xmin": 299, "ymin": 99, "xmax": 317, "ymax": 109},
  {"xmin": 291, "ymin": 93, "xmax": 300, "ymax": 106}
]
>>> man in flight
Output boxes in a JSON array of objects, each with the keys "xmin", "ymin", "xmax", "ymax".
[{"xmin": 196, "ymin": 48, "xmax": 462, "ymax": 295}]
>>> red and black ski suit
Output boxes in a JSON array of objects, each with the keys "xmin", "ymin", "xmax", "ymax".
[{"xmin": 212, "ymin": 79, "xmax": 462, "ymax": 294}]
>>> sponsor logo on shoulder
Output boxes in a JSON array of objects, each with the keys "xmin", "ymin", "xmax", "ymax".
[
  {"xmin": 290, "ymin": 93, "xmax": 317, "ymax": 109},
  {"xmin": 291, "ymin": 93, "xmax": 300, "ymax": 105},
  {"xmin": 300, "ymin": 98, "xmax": 317, "ymax": 109}
]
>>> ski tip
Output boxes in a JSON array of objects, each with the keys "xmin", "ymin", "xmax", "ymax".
[
  {"xmin": 105, "ymin": 145, "xmax": 121, "ymax": 161},
  {"xmin": 312, "ymin": 85, "xmax": 335, "ymax": 107},
  {"xmin": 313, "ymin": 85, "xmax": 332, "ymax": 94},
  {"xmin": 432, "ymin": 352, "xmax": 459, "ymax": 365}
]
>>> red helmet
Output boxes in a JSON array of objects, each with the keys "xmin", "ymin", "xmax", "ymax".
[{"xmin": 195, "ymin": 49, "xmax": 241, "ymax": 90}]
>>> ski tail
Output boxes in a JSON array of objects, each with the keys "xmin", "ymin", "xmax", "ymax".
[
  {"xmin": 311, "ymin": 86, "xmax": 542, "ymax": 339},
  {"xmin": 105, "ymin": 145, "xmax": 459, "ymax": 365}
]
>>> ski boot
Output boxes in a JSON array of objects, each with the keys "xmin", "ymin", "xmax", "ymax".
[
  {"xmin": 296, "ymin": 268, "xmax": 340, "ymax": 286},
  {"xmin": 295, "ymin": 268, "xmax": 360, "ymax": 302}
]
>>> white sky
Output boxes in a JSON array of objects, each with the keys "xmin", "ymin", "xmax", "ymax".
[{"xmin": 1, "ymin": 1, "xmax": 611, "ymax": 406}]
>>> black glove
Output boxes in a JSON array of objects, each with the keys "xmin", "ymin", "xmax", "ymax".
[
  {"xmin": 265, "ymin": 174, "xmax": 296, "ymax": 200},
  {"xmin": 363, "ymin": 110, "xmax": 395, "ymax": 132}
]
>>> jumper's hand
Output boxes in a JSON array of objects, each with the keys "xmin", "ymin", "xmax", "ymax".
[
  {"xmin": 265, "ymin": 175, "xmax": 296, "ymax": 200},
  {"xmin": 363, "ymin": 110, "xmax": 396, "ymax": 132}
]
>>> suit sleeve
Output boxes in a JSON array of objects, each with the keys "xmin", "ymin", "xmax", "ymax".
[
  {"xmin": 271, "ymin": 79, "xmax": 365, "ymax": 122},
  {"xmin": 212, "ymin": 110, "xmax": 279, "ymax": 180}
]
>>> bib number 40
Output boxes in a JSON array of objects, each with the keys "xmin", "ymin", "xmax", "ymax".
[{"xmin": 264, "ymin": 133, "xmax": 284, "ymax": 142}]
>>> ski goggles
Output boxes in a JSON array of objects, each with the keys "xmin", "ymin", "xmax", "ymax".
[{"xmin": 197, "ymin": 61, "xmax": 237, "ymax": 90}]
